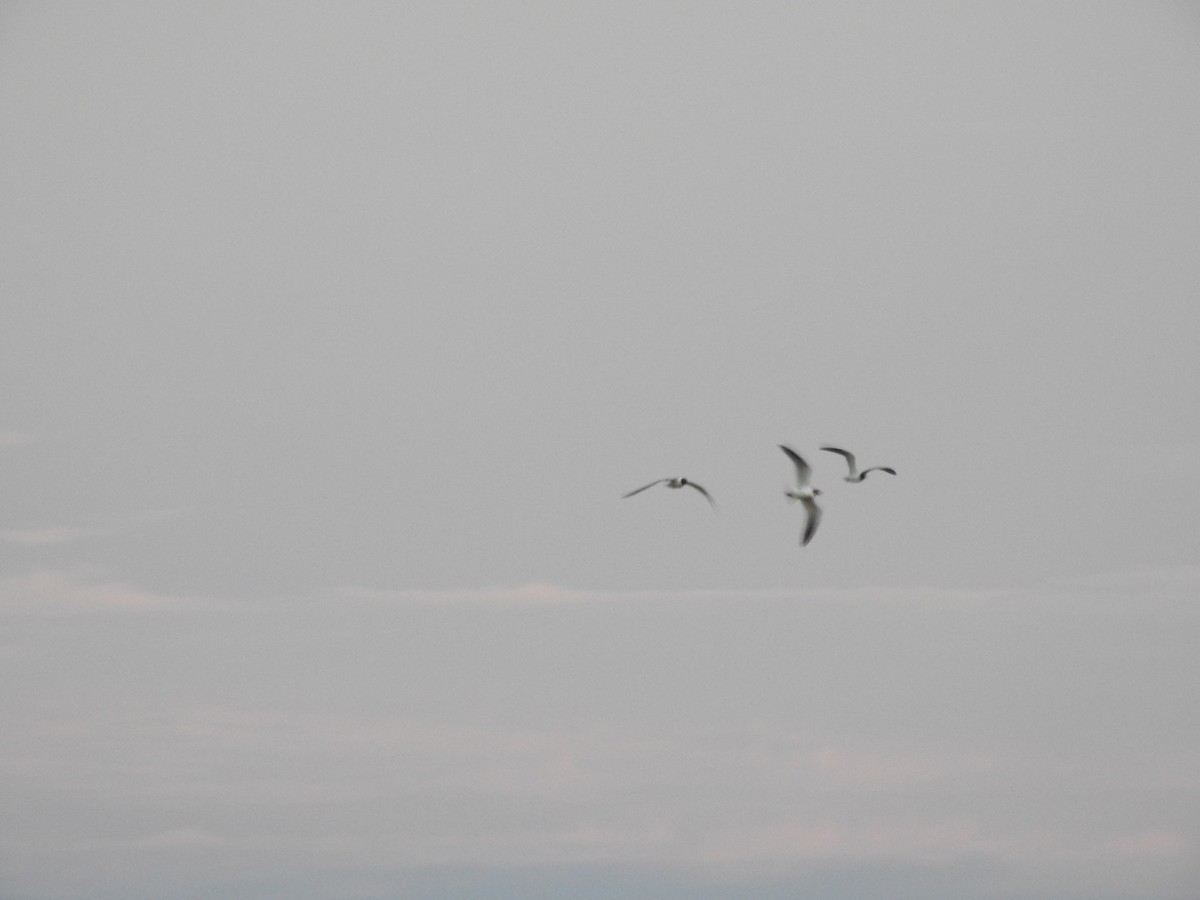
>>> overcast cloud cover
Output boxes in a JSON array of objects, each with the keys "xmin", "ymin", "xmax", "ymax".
[{"xmin": 2, "ymin": 3, "xmax": 1199, "ymax": 898}]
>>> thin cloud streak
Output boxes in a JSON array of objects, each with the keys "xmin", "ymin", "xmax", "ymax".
[
  {"xmin": 0, "ymin": 572, "xmax": 201, "ymax": 614},
  {"xmin": 334, "ymin": 580, "xmax": 1055, "ymax": 607},
  {"xmin": 0, "ymin": 527, "xmax": 81, "ymax": 546},
  {"xmin": 0, "ymin": 430, "xmax": 36, "ymax": 446}
]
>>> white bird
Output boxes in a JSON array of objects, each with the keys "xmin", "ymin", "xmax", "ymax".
[
  {"xmin": 820, "ymin": 446, "xmax": 896, "ymax": 482},
  {"xmin": 779, "ymin": 445, "xmax": 822, "ymax": 546},
  {"xmin": 622, "ymin": 477, "xmax": 716, "ymax": 509}
]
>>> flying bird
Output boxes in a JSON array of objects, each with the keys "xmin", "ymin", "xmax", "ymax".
[
  {"xmin": 779, "ymin": 445, "xmax": 822, "ymax": 546},
  {"xmin": 820, "ymin": 446, "xmax": 896, "ymax": 482},
  {"xmin": 622, "ymin": 478, "xmax": 716, "ymax": 509}
]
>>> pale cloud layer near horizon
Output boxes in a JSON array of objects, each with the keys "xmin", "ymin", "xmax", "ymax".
[
  {"xmin": 3, "ymin": 572, "xmax": 1199, "ymax": 899},
  {"xmin": 1, "ymin": 3, "xmax": 1198, "ymax": 898}
]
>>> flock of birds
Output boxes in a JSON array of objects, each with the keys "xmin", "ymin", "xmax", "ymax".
[{"xmin": 622, "ymin": 445, "xmax": 896, "ymax": 547}]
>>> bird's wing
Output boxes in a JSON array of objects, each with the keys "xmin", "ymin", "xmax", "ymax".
[
  {"xmin": 820, "ymin": 446, "xmax": 857, "ymax": 477},
  {"xmin": 800, "ymin": 496, "xmax": 822, "ymax": 546},
  {"xmin": 860, "ymin": 466, "xmax": 896, "ymax": 479},
  {"xmin": 779, "ymin": 445, "xmax": 812, "ymax": 488},
  {"xmin": 622, "ymin": 480, "xmax": 666, "ymax": 498},
  {"xmin": 685, "ymin": 481, "xmax": 717, "ymax": 508}
]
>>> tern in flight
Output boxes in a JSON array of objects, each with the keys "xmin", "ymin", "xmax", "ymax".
[
  {"xmin": 820, "ymin": 446, "xmax": 896, "ymax": 482},
  {"xmin": 779, "ymin": 445, "xmax": 822, "ymax": 546},
  {"xmin": 622, "ymin": 478, "xmax": 716, "ymax": 509}
]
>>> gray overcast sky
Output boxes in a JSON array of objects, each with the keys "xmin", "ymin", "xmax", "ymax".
[{"xmin": 2, "ymin": 3, "xmax": 1199, "ymax": 899}]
